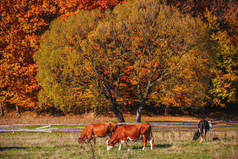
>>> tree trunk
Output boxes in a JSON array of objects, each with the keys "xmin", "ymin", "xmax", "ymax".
[
  {"xmin": 136, "ymin": 106, "xmax": 142, "ymax": 123},
  {"xmin": 0, "ymin": 104, "xmax": 4, "ymax": 117},
  {"xmin": 16, "ymin": 105, "xmax": 19, "ymax": 116},
  {"xmin": 111, "ymin": 98, "xmax": 125, "ymax": 122},
  {"xmin": 164, "ymin": 105, "xmax": 168, "ymax": 116},
  {"xmin": 136, "ymin": 100, "xmax": 146, "ymax": 123}
]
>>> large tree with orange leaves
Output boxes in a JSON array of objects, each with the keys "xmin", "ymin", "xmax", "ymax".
[
  {"xmin": 0, "ymin": 0, "xmax": 58, "ymax": 115},
  {"xmin": 0, "ymin": 0, "xmax": 125, "ymax": 115}
]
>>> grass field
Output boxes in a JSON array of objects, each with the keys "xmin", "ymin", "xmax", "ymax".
[{"xmin": 0, "ymin": 128, "xmax": 238, "ymax": 159}]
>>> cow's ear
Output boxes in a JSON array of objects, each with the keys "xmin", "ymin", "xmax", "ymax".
[
  {"xmin": 109, "ymin": 123, "xmax": 117, "ymax": 129},
  {"xmin": 108, "ymin": 123, "xmax": 113, "ymax": 131}
]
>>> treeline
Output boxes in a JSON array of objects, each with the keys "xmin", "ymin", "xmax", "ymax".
[{"xmin": 0, "ymin": 0, "xmax": 237, "ymax": 121}]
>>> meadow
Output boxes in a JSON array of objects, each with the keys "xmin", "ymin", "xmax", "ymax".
[{"xmin": 0, "ymin": 128, "xmax": 238, "ymax": 159}]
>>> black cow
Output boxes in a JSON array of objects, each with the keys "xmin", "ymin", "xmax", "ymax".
[{"xmin": 193, "ymin": 120, "xmax": 212, "ymax": 143}]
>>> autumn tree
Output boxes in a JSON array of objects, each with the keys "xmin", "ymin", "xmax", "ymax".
[
  {"xmin": 0, "ymin": 0, "xmax": 125, "ymax": 115},
  {"xmin": 0, "ymin": 0, "xmax": 58, "ymax": 115},
  {"xmin": 111, "ymin": 0, "xmax": 211, "ymax": 122},
  {"xmin": 34, "ymin": 10, "xmax": 104, "ymax": 114},
  {"xmin": 56, "ymin": 0, "xmax": 126, "ymax": 18},
  {"xmin": 204, "ymin": 10, "xmax": 238, "ymax": 109},
  {"xmin": 166, "ymin": 0, "xmax": 238, "ymax": 110},
  {"xmin": 81, "ymin": 13, "xmax": 139, "ymax": 122}
]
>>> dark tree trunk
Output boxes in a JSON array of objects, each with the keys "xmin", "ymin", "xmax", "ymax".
[
  {"xmin": 164, "ymin": 105, "xmax": 168, "ymax": 115},
  {"xmin": 0, "ymin": 104, "xmax": 4, "ymax": 117},
  {"xmin": 16, "ymin": 105, "xmax": 19, "ymax": 116},
  {"xmin": 111, "ymin": 98, "xmax": 125, "ymax": 122},
  {"xmin": 136, "ymin": 106, "xmax": 142, "ymax": 123},
  {"xmin": 136, "ymin": 99, "xmax": 146, "ymax": 123}
]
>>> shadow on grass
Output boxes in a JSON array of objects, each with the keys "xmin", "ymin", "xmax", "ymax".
[
  {"xmin": 0, "ymin": 146, "xmax": 26, "ymax": 151},
  {"xmin": 131, "ymin": 144, "xmax": 172, "ymax": 150},
  {"xmin": 155, "ymin": 144, "xmax": 172, "ymax": 148},
  {"xmin": 147, "ymin": 121, "xmax": 195, "ymax": 123}
]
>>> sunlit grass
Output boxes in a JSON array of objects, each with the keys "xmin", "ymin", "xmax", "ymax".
[{"xmin": 0, "ymin": 129, "xmax": 238, "ymax": 159}]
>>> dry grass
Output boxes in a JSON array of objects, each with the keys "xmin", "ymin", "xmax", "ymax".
[
  {"xmin": 0, "ymin": 111, "xmax": 202, "ymax": 125},
  {"xmin": 0, "ymin": 128, "xmax": 238, "ymax": 159}
]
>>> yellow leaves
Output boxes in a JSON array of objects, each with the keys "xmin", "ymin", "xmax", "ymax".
[
  {"xmin": 173, "ymin": 85, "xmax": 183, "ymax": 95},
  {"xmin": 213, "ymin": 98, "xmax": 225, "ymax": 107},
  {"xmin": 205, "ymin": 9, "xmax": 238, "ymax": 106},
  {"xmin": 161, "ymin": 96, "xmax": 179, "ymax": 106},
  {"xmin": 204, "ymin": 8, "xmax": 219, "ymax": 31}
]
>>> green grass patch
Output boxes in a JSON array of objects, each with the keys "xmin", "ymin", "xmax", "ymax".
[
  {"xmin": 0, "ymin": 129, "xmax": 238, "ymax": 159},
  {"xmin": 51, "ymin": 125, "xmax": 85, "ymax": 128},
  {"xmin": 22, "ymin": 125, "xmax": 46, "ymax": 129}
]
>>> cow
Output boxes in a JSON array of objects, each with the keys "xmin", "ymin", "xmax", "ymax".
[
  {"xmin": 193, "ymin": 120, "xmax": 212, "ymax": 143},
  {"xmin": 106, "ymin": 123, "xmax": 154, "ymax": 151},
  {"xmin": 78, "ymin": 122, "xmax": 117, "ymax": 144}
]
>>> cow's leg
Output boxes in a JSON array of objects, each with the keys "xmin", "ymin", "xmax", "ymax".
[
  {"xmin": 149, "ymin": 132, "xmax": 154, "ymax": 150},
  {"xmin": 204, "ymin": 131, "xmax": 207, "ymax": 143},
  {"xmin": 200, "ymin": 135, "xmax": 203, "ymax": 143},
  {"xmin": 118, "ymin": 140, "xmax": 124, "ymax": 151},
  {"xmin": 142, "ymin": 135, "xmax": 147, "ymax": 150},
  {"xmin": 149, "ymin": 139, "xmax": 153, "ymax": 150},
  {"xmin": 200, "ymin": 131, "xmax": 205, "ymax": 143},
  {"xmin": 93, "ymin": 136, "xmax": 96, "ymax": 144},
  {"xmin": 125, "ymin": 140, "xmax": 130, "ymax": 151}
]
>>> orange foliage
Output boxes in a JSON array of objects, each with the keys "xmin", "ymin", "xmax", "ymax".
[
  {"xmin": 0, "ymin": 0, "xmax": 125, "ymax": 109},
  {"xmin": 161, "ymin": 96, "xmax": 180, "ymax": 106},
  {"xmin": 57, "ymin": 0, "xmax": 126, "ymax": 18},
  {"xmin": 172, "ymin": 85, "xmax": 183, "ymax": 95}
]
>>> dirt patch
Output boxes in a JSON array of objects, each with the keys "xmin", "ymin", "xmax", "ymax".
[
  {"xmin": 0, "ymin": 111, "xmax": 205, "ymax": 125},
  {"xmin": 0, "ymin": 111, "xmax": 114, "ymax": 125}
]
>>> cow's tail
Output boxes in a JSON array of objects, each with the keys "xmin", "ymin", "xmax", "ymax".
[{"xmin": 192, "ymin": 129, "xmax": 201, "ymax": 140}]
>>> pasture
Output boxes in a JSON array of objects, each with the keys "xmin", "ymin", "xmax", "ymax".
[{"xmin": 0, "ymin": 127, "xmax": 238, "ymax": 159}]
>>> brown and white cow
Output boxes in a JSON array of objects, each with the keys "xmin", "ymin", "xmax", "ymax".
[
  {"xmin": 78, "ymin": 122, "xmax": 117, "ymax": 144},
  {"xmin": 106, "ymin": 123, "xmax": 154, "ymax": 151}
]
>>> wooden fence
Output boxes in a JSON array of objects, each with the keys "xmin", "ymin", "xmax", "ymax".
[{"xmin": 0, "ymin": 121, "xmax": 238, "ymax": 133}]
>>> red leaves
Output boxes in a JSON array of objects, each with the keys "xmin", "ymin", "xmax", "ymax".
[
  {"xmin": 57, "ymin": 0, "xmax": 126, "ymax": 19},
  {"xmin": 0, "ymin": 0, "xmax": 125, "ymax": 108}
]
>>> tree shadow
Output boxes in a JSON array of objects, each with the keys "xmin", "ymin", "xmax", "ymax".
[{"xmin": 0, "ymin": 146, "xmax": 26, "ymax": 151}]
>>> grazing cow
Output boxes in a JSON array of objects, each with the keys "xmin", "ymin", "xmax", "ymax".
[
  {"xmin": 193, "ymin": 120, "xmax": 212, "ymax": 143},
  {"xmin": 78, "ymin": 122, "xmax": 117, "ymax": 144},
  {"xmin": 106, "ymin": 123, "xmax": 154, "ymax": 151}
]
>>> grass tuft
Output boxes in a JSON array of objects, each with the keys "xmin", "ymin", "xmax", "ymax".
[{"xmin": 0, "ymin": 129, "xmax": 238, "ymax": 159}]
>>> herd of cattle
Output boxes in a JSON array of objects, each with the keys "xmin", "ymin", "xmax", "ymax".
[{"xmin": 78, "ymin": 120, "xmax": 212, "ymax": 151}]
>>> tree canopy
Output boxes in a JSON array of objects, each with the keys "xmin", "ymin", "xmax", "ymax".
[
  {"xmin": 34, "ymin": 0, "xmax": 216, "ymax": 121},
  {"xmin": 0, "ymin": 0, "xmax": 237, "ymax": 118}
]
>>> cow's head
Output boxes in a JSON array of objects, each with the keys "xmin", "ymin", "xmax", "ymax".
[
  {"xmin": 106, "ymin": 139, "xmax": 114, "ymax": 150},
  {"xmin": 78, "ymin": 138, "xmax": 84, "ymax": 144},
  {"xmin": 108, "ymin": 122, "xmax": 117, "ymax": 132},
  {"xmin": 106, "ymin": 134, "xmax": 120, "ymax": 151}
]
